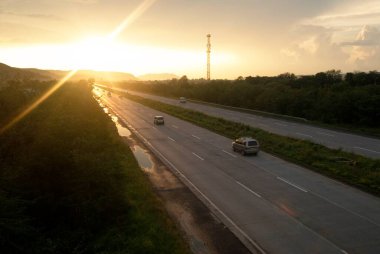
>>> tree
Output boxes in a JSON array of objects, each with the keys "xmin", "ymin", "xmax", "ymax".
[
  {"xmin": 325, "ymin": 69, "xmax": 342, "ymax": 85},
  {"xmin": 178, "ymin": 75, "xmax": 188, "ymax": 87},
  {"xmin": 345, "ymin": 72, "xmax": 354, "ymax": 86},
  {"xmin": 315, "ymin": 72, "xmax": 327, "ymax": 86}
]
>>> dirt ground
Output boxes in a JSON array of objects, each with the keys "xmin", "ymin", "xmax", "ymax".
[{"xmin": 121, "ymin": 132, "xmax": 252, "ymax": 254}]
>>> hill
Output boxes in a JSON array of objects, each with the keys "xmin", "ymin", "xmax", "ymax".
[
  {"xmin": 138, "ymin": 73, "xmax": 179, "ymax": 81},
  {"xmin": 0, "ymin": 63, "xmax": 54, "ymax": 82},
  {"xmin": 0, "ymin": 63, "xmax": 136, "ymax": 84}
]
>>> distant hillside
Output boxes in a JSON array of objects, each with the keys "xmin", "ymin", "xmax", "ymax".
[
  {"xmin": 0, "ymin": 63, "xmax": 136, "ymax": 84},
  {"xmin": 138, "ymin": 73, "xmax": 178, "ymax": 81},
  {"xmin": 0, "ymin": 63, "xmax": 55, "ymax": 82},
  {"xmin": 73, "ymin": 70, "xmax": 136, "ymax": 81}
]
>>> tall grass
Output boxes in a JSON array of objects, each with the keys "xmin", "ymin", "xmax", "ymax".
[{"xmin": 0, "ymin": 82, "xmax": 189, "ymax": 254}]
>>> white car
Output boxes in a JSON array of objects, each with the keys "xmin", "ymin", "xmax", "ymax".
[
  {"xmin": 232, "ymin": 137, "xmax": 260, "ymax": 155},
  {"xmin": 153, "ymin": 116, "xmax": 165, "ymax": 125},
  {"xmin": 179, "ymin": 97, "xmax": 187, "ymax": 103}
]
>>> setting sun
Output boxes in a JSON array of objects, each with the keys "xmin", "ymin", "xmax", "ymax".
[
  {"xmin": 1, "ymin": 0, "xmax": 379, "ymax": 77},
  {"xmin": 1, "ymin": 36, "xmax": 236, "ymax": 77}
]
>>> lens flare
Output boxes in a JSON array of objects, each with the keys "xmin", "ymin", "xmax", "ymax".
[
  {"xmin": 109, "ymin": 0, "xmax": 157, "ymax": 41},
  {"xmin": 0, "ymin": 0, "xmax": 157, "ymax": 135},
  {"xmin": 0, "ymin": 70, "xmax": 77, "ymax": 134}
]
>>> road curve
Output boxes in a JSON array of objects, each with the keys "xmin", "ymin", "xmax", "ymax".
[
  {"xmin": 100, "ymin": 93, "xmax": 380, "ymax": 254},
  {"xmin": 114, "ymin": 88, "xmax": 380, "ymax": 159}
]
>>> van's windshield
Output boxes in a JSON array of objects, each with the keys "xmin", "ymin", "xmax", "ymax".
[{"xmin": 247, "ymin": 141, "xmax": 258, "ymax": 146}]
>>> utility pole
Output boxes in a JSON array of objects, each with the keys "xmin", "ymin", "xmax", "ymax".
[{"xmin": 206, "ymin": 34, "xmax": 211, "ymax": 80}]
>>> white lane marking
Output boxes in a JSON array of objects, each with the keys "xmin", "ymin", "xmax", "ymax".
[
  {"xmin": 311, "ymin": 191, "xmax": 380, "ymax": 227},
  {"xmin": 192, "ymin": 134, "xmax": 201, "ymax": 140},
  {"xmin": 317, "ymin": 131, "xmax": 335, "ymax": 137},
  {"xmin": 222, "ymin": 150, "xmax": 237, "ymax": 158},
  {"xmin": 236, "ymin": 181, "xmax": 262, "ymax": 198},
  {"xmin": 192, "ymin": 152, "xmax": 204, "ymax": 161},
  {"xmin": 353, "ymin": 146, "xmax": 380, "ymax": 154},
  {"xmin": 105, "ymin": 88, "xmax": 347, "ymax": 254},
  {"xmin": 277, "ymin": 177, "xmax": 308, "ymax": 193},
  {"xmin": 340, "ymin": 250, "xmax": 349, "ymax": 254},
  {"xmin": 168, "ymin": 137, "xmax": 175, "ymax": 142},
  {"xmin": 275, "ymin": 122, "xmax": 288, "ymax": 127},
  {"xmin": 171, "ymin": 125, "xmax": 179, "ymax": 129},
  {"xmin": 128, "ymin": 128, "xmax": 266, "ymax": 253},
  {"xmin": 296, "ymin": 132, "xmax": 313, "ymax": 138}
]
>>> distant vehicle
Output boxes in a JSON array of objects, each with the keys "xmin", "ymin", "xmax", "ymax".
[
  {"xmin": 107, "ymin": 91, "xmax": 112, "ymax": 96},
  {"xmin": 232, "ymin": 137, "xmax": 260, "ymax": 155},
  {"xmin": 153, "ymin": 116, "xmax": 165, "ymax": 125},
  {"xmin": 179, "ymin": 97, "xmax": 187, "ymax": 103}
]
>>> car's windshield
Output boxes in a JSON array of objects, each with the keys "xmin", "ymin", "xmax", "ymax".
[{"xmin": 247, "ymin": 141, "xmax": 258, "ymax": 146}]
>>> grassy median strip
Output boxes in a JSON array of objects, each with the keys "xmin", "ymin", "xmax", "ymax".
[
  {"xmin": 0, "ymin": 82, "xmax": 189, "ymax": 254},
  {"xmin": 113, "ymin": 90, "xmax": 380, "ymax": 196}
]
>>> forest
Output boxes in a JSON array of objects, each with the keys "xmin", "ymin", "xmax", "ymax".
[
  {"xmin": 116, "ymin": 70, "xmax": 380, "ymax": 130},
  {"xmin": 0, "ymin": 80, "xmax": 188, "ymax": 253}
]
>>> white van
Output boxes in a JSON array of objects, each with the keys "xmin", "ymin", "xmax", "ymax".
[
  {"xmin": 153, "ymin": 116, "xmax": 165, "ymax": 125},
  {"xmin": 232, "ymin": 137, "xmax": 260, "ymax": 155}
]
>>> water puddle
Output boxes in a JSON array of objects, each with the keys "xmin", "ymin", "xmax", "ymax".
[
  {"xmin": 111, "ymin": 115, "xmax": 131, "ymax": 137},
  {"xmin": 94, "ymin": 93, "xmax": 154, "ymax": 171},
  {"xmin": 132, "ymin": 145, "xmax": 153, "ymax": 171}
]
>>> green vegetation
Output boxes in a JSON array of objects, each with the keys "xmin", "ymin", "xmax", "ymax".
[
  {"xmin": 115, "ymin": 70, "xmax": 380, "ymax": 136},
  {"xmin": 0, "ymin": 81, "xmax": 189, "ymax": 254},
  {"xmin": 110, "ymin": 89, "xmax": 380, "ymax": 196}
]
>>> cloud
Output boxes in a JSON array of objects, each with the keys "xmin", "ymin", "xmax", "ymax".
[
  {"xmin": 282, "ymin": 23, "xmax": 380, "ymax": 72},
  {"xmin": 1, "ymin": 11, "xmax": 64, "ymax": 21},
  {"xmin": 64, "ymin": 0, "xmax": 98, "ymax": 4},
  {"xmin": 280, "ymin": 25, "xmax": 349, "ymax": 72},
  {"xmin": 341, "ymin": 25, "xmax": 380, "ymax": 46},
  {"xmin": 284, "ymin": 25, "xmax": 345, "ymax": 56},
  {"xmin": 0, "ymin": 22, "xmax": 69, "ymax": 45},
  {"xmin": 305, "ymin": 11, "xmax": 380, "ymax": 27},
  {"xmin": 345, "ymin": 25, "xmax": 380, "ymax": 69}
]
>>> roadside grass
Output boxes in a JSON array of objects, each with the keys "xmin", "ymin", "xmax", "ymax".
[
  {"xmin": 112, "ymin": 89, "xmax": 380, "ymax": 196},
  {"xmin": 0, "ymin": 82, "xmax": 189, "ymax": 254},
  {"xmin": 185, "ymin": 97, "xmax": 380, "ymax": 138}
]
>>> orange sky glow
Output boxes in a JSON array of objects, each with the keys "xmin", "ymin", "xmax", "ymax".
[{"xmin": 0, "ymin": 0, "xmax": 380, "ymax": 79}]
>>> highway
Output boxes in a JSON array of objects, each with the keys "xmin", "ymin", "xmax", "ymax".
[
  {"xmin": 101, "ymin": 92, "xmax": 380, "ymax": 254},
  {"xmin": 118, "ymin": 89, "xmax": 380, "ymax": 159}
]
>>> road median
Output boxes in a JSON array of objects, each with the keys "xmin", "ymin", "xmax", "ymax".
[{"xmin": 108, "ymin": 88, "xmax": 380, "ymax": 197}]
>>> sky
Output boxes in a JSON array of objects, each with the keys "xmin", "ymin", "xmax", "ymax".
[{"xmin": 0, "ymin": 0, "xmax": 380, "ymax": 79}]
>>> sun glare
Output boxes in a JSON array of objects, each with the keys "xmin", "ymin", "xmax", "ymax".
[
  {"xmin": 30, "ymin": 37, "xmax": 234, "ymax": 77},
  {"xmin": 0, "ymin": 0, "xmax": 158, "ymax": 135}
]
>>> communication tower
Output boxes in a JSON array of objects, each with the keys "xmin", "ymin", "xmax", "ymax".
[{"xmin": 206, "ymin": 34, "xmax": 211, "ymax": 80}]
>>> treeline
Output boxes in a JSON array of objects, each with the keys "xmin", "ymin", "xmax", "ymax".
[
  {"xmin": 0, "ymin": 81, "xmax": 188, "ymax": 253},
  {"xmin": 118, "ymin": 70, "xmax": 380, "ymax": 128}
]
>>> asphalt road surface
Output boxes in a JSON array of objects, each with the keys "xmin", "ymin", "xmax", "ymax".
[
  {"xmin": 115, "ymin": 89, "xmax": 380, "ymax": 160},
  {"xmin": 100, "ymin": 92, "xmax": 380, "ymax": 254}
]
